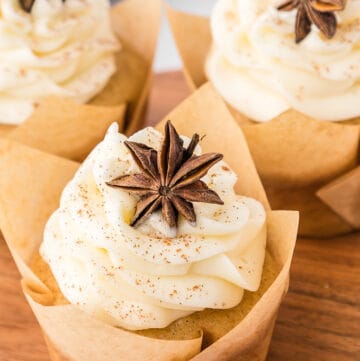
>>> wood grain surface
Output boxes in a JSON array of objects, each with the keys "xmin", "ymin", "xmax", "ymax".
[{"xmin": 0, "ymin": 72, "xmax": 359, "ymax": 361}]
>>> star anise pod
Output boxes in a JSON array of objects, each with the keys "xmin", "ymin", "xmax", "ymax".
[
  {"xmin": 20, "ymin": 0, "xmax": 66, "ymax": 13},
  {"xmin": 107, "ymin": 121, "xmax": 224, "ymax": 228},
  {"xmin": 278, "ymin": 0, "xmax": 347, "ymax": 43}
]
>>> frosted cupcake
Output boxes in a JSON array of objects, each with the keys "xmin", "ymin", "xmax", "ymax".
[
  {"xmin": 38, "ymin": 120, "xmax": 269, "ymax": 338},
  {"xmin": 0, "ymin": 85, "xmax": 299, "ymax": 360},
  {"xmin": 206, "ymin": 0, "xmax": 360, "ymax": 123},
  {"xmin": 0, "ymin": 0, "xmax": 161, "ymax": 151},
  {"xmin": 167, "ymin": 0, "xmax": 360, "ymax": 237},
  {"xmin": 0, "ymin": 0, "xmax": 119, "ymax": 125}
]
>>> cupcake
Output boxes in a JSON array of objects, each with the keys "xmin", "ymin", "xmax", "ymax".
[
  {"xmin": 168, "ymin": 0, "xmax": 360, "ymax": 237},
  {"xmin": 38, "ymin": 120, "xmax": 270, "ymax": 337},
  {"xmin": 0, "ymin": 85, "xmax": 299, "ymax": 361},
  {"xmin": 0, "ymin": 0, "xmax": 161, "ymax": 159},
  {"xmin": 0, "ymin": 0, "xmax": 119, "ymax": 126}
]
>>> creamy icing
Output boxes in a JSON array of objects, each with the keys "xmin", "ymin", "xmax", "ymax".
[
  {"xmin": 41, "ymin": 124, "xmax": 267, "ymax": 331},
  {"xmin": 0, "ymin": 0, "xmax": 119, "ymax": 125},
  {"xmin": 206, "ymin": 0, "xmax": 360, "ymax": 122}
]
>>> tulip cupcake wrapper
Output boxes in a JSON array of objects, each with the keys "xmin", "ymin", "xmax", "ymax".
[
  {"xmin": 0, "ymin": 0, "xmax": 162, "ymax": 161},
  {"xmin": 167, "ymin": 5, "xmax": 360, "ymax": 238},
  {"xmin": 0, "ymin": 84, "xmax": 298, "ymax": 361}
]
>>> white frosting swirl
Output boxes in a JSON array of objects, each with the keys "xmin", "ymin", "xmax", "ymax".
[
  {"xmin": 206, "ymin": 0, "xmax": 360, "ymax": 122},
  {"xmin": 41, "ymin": 124, "xmax": 266, "ymax": 331},
  {"xmin": 0, "ymin": 0, "xmax": 119, "ymax": 125}
]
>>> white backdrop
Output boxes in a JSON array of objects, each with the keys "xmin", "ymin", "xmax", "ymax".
[
  {"xmin": 156, "ymin": 0, "xmax": 216, "ymax": 72},
  {"xmin": 113, "ymin": 0, "xmax": 216, "ymax": 72}
]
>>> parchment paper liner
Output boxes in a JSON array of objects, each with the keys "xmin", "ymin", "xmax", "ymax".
[
  {"xmin": 0, "ymin": 84, "xmax": 299, "ymax": 361},
  {"xmin": 167, "ymin": 6, "xmax": 360, "ymax": 238},
  {"xmin": 7, "ymin": 97, "xmax": 125, "ymax": 162},
  {"xmin": 0, "ymin": 0, "xmax": 162, "ymax": 153}
]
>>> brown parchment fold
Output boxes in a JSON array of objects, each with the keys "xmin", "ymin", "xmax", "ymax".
[
  {"xmin": 317, "ymin": 166, "xmax": 360, "ymax": 229},
  {"xmin": 0, "ymin": 84, "xmax": 298, "ymax": 361},
  {"xmin": 0, "ymin": 0, "xmax": 162, "ymax": 158},
  {"xmin": 8, "ymin": 97, "xmax": 125, "ymax": 162},
  {"xmin": 167, "ymin": 6, "xmax": 360, "ymax": 238}
]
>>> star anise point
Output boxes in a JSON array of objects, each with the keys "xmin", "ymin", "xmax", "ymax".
[
  {"xmin": 278, "ymin": 0, "xmax": 347, "ymax": 43},
  {"xmin": 19, "ymin": 0, "xmax": 66, "ymax": 13}
]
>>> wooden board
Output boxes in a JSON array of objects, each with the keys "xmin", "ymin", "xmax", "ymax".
[{"xmin": 0, "ymin": 72, "xmax": 359, "ymax": 361}]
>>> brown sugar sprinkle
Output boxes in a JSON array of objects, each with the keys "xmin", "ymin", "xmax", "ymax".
[
  {"xmin": 125, "ymin": 233, "xmax": 209, "ymax": 264},
  {"xmin": 181, "ymin": 254, "xmax": 189, "ymax": 262},
  {"xmin": 213, "ymin": 209, "xmax": 225, "ymax": 218},
  {"xmin": 169, "ymin": 289, "xmax": 178, "ymax": 297},
  {"xmin": 163, "ymin": 239, "xmax": 172, "ymax": 246},
  {"xmin": 192, "ymin": 285, "xmax": 202, "ymax": 291}
]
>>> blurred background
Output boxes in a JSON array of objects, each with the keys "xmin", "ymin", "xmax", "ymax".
[
  {"xmin": 113, "ymin": 0, "xmax": 216, "ymax": 72},
  {"xmin": 154, "ymin": 0, "xmax": 215, "ymax": 72}
]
